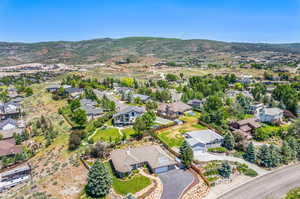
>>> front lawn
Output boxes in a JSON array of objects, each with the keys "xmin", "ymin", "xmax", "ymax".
[
  {"xmin": 121, "ymin": 127, "xmax": 136, "ymax": 139},
  {"xmin": 105, "ymin": 162, "xmax": 151, "ymax": 196},
  {"xmin": 157, "ymin": 131, "xmax": 184, "ymax": 148},
  {"xmin": 285, "ymin": 187, "xmax": 300, "ymax": 199},
  {"xmin": 91, "ymin": 127, "xmax": 121, "ymax": 142}
]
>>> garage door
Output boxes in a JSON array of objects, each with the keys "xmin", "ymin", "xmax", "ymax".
[
  {"xmin": 193, "ymin": 146, "xmax": 205, "ymax": 152},
  {"xmin": 155, "ymin": 166, "xmax": 169, "ymax": 174}
]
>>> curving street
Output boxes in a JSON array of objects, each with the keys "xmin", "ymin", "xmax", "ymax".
[{"xmin": 218, "ymin": 163, "xmax": 300, "ymax": 199}]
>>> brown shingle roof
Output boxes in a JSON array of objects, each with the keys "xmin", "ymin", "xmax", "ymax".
[{"xmin": 0, "ymin": 138, "xmax": 22, "ymax": 157}]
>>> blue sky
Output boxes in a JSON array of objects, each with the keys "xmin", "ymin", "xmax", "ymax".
[{"xmin": 0, "ymin": 0, "xmax": 299, "ymax": 43}]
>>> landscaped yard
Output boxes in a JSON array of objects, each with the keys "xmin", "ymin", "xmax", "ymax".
[
  {"xmin": 121, "ymin": 127, "xmax": 136, "ymax": 139},
  {"xmin": 91, "ymin": 127, "xmax": 121, "ymax": 142},
  {"xmin": 157, "ymin": 131, "xmax": 184, "ymax": 148},
  {"xmin": 105, "ymin": 162, "xmax": 151, "ymax": 196}
]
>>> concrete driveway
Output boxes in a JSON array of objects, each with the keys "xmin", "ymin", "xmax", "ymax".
[
  {"xmin": 159, "ymin": 169, "xmax": 194, "ymax": 199},
  {"xmin": 194, "ymin": 152, "xmax": 268, "ymax": 175}
]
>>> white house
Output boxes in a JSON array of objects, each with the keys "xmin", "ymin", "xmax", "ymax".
[
  {"xmin": 185, "ymin": 129, "xmax": 224, "ymax": 152},
  {"xmin": 259, "ymin": 108, "xmax": 284, "ymax": 123},
  {"xmin": 113, "ymin": 106, "xmax": 145, "ymax": 126}
]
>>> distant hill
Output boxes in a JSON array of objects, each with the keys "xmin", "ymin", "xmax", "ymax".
[{"xmin": 0, "ymin": 37, "xmax": 300, "ymax": 66}]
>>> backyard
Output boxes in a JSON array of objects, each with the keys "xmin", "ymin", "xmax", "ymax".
[{"xmin": 90, "ymin": 127, "xmax": 137, "ymax": 143}]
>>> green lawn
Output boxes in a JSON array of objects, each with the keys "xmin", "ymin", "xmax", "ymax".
[
  {"xmin": 191, "ymin": 123, "xmax": 207, "ymax": 129},
  {"xmin": 121, "ymin": 127, "xmax": 136, "ymax": 139},
  {"xmin": 157, "ymin": 131, "xmax": 184, "ymax": 148},
  {"xmin": 104, "ymin": 162, "xmax": 151, "ymax": 196},
  {"xmin": 91, "ymin": 127, "xmax": 121, "ymax": 142}
]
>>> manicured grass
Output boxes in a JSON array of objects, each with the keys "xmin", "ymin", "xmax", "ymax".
[
  {"xmin": 191, "ymin": 123, "xmax": 207, "ymax": 129},
  {"xmin": 104, "ymin": 162, "xmax": 151, "ymax": 196},
  {"xmin": 157, "ymin": 131, "xmax": 184, "ymax": 148},
  {"xmin": 91, "ymin": 127, "xmax": 120, "ymax": 142},
  {"xmin": 121, "ymin": 127, "xmax": 136, "ymax": 139}
]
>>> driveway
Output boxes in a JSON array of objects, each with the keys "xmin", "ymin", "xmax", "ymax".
[
  {"xmin": 159, "ymin": 169, "xmax": 194, "ymax": 199},
  {"xmin": 155, "ymin": 117, "xmax": 173, "ymax": 125},
  {"xmin": 194, "ymin": 152, "xmax": 268, "ymax": 175},
  {"xmin": 218, "ymin": 163, "xmax": 300, "ymax": 199}
]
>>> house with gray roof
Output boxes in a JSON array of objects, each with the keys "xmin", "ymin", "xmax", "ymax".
[
  {"xmin": 0, "ymin": 102, "xmax": 20, "ymax": 120},
  {"xmin": 259, "ymin": 107, "xmax": 284, "ymax": 124},
  {"xmin": 184, "ymin": 129, "xmax": 224, "ymax": 152},
  {"xmin": 79, "ymin": 99, "xmax": 103, "ymax": 120},
  {"xmin": 132, "ymin": 94, "xmax": 150, "ymax": 102},
  {"xmin": 46, "ymin": 84, "xmax": 61, "ymax": 92},
  {"xmin": 0, "ymin": 118, "xmax": 24, "ymax": 139},
  {"xmin": 113, "ymin": 106, "xmax": 145, "ymax": 126},
  {"xmin": 110, "ymin": 145, "xmax": 177, "ymax": 177}
]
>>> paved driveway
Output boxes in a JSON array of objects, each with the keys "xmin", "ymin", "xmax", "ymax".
[
  {"xmin": 159, "ymin": 169, "xmax": 194, "ymax": 199},
  {"xmin": 194, "ymin": 152, "xmax": 268, "ymax": 175}
]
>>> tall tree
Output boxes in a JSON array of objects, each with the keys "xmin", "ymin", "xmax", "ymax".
[
  {"xmin": 244, "ymin": 142, "xmax": 256, "ymax": 163},
  {"xmin": 258, "ymin": 145, "xmax": 272, "ymax": 168},
  {"xmin": 179, "ymin": 140, "xmax": 194, "ymax": 168},
  {"xmin": 72, "ymin": 109, "xmax": 87, "ymax": 126},
  {"xmin": 223, "ymin": 132, "xmax": 235, "ymax": 150},
  {"xmin": 269, "ymin": 144, "xmax": 281, "ymax": 167},
  {"xmin": 86, "ymin": 160, "xmax": 112, "ymax": 198},
  {"xmin": 281, "ymin": 141, "xmax": 295, "ymax": 164}
]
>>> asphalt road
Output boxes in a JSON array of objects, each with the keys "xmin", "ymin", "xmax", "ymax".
[{"xmin": 218, "ymin": 163, "xmax": 300, "ymax": 199}]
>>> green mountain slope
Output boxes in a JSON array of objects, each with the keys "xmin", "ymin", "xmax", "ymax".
[{"xmin": 0, "ymin": 37, "xmax": 299, "ymax": 66}]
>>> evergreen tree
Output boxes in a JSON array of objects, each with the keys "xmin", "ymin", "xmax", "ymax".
[
  {"xmin": 287, "ymin": 137, "xmax": 298, "ymax": 160},
  {"xmin": 72, "ymin": 109, "xmax": 87, "ymax": 126},
  {"xmin": 269, "ymin": 144, "xmax": 281, "ymax": 167},
  {"xmin": 179, "ymin": 140, "xmax": 194, "ymax": 168},
  {"xmin": 223, "ymin": 132, "xmax": 235, "ymax": 150},
  {"xmin": 244, "ymin": 142, "xmax": 256, "ymax": 163},
  {"xmin": 258, "ymin": 145, "xmax": 272, "ymax": 168},
  {"xmin": 86, "ymin": 160, "xmax": 112, "ymax": 198},
  {"xmin": 218, "ymin": 161, "xmax": 232, "ymax": 178},
  {"xmin": 281, "ymin": 141, "xmax": 295, "ymax": 164}
]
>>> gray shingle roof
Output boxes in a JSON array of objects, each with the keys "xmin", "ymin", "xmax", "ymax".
[
  {"xmin": 111, "ymin": 145, "xmax": 176, "ymax": 173},
  {"xmin": 185, "ymin": 129, "xmax": 224, "ymax": 146},
  {"xmin": 113, "ymin": 106, "xmax": 145, "ymax": 117}
]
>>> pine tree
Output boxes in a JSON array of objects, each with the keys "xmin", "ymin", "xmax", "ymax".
[
  {"xmin": 180, "ymin": 140, "xmax": 194, "ymax": 168},
  {"xmin": 86, "ymin": 160, "xmax": 112, "ymax": 198},
  {"xmin": 244, "ymin": 142, "xmax": 256, "ymax": 163},
  {"xmin": 269, "ymin": 144, "xmax": 281, "ymax": 168},
  {"xmin": 258, "ymin": 145, "xmax": 272, "ymax": 168},
  {"xmin": 281, "ymin": 141, "xmax": 295, "ymax": 164},
  {"xmin": 218, "ymin": 161, "xmax": 232, "ymax": 178},
  {"xmin": 287, "ymin": 137, "xmax": 298, "ymax": 160},
  {"xmin": 223, "ymin": 132, "xmax": 235, "ymax": 150}
]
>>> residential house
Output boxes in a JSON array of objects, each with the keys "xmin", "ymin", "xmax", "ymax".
[
  {"xmin": 0, "ymin": 102, "xmax": 21, "ymax": 120},
  {"xmin": 111, "ymin": 145, "xmax": 177, "ymax": 177},
  {"xmin": 187, "ymin": 99, "xmax": 203, "ymax": 109},
  {"xmin": 0, "ymin": 118, "xmax": 24, "ymax": 139},
  {"xmin": 0, "ymin": 164, "xmax": 31, "ymax": 192},
  {"xmin": 184, "ymin": 129, "xmax": 224, "ymax": 152},
  {"xmin": 259, "ymin": 107, "xmax": 284, "ymax": 123},
  {"xmin": 113, "ymin": 106, "xmax": 145, "ymax": 126},
  {"xmin": 64, "ymin": 87, "xmax": 84, "ymax": 98},
  {"xmin": 157, "ymin": 101, "xmax": 192, "ymax": 119},
  {"xmin": 46, "ymin": 84, "xmax": 60, "ymax": 92},
  {"xmin": 248, "ymin": 103, "xmax": 264, "ymax": 116},
  {"xmin": 80, "ymin": 99, "xmax": 103, "ymax": 120},
  {"xmin": 239, "ymin": 75, "xmax": 253, "ymax": 84},
  {"xmin": 0, "ymin": 138, "xmax": 22, "ymax": 157},
  {"xmin": 230, "ymin": 118, "xmax": 261, "ymax": 140},
  {"xmin": 132, "ymin": 94, "xmax": 150, "ymax": 103}
]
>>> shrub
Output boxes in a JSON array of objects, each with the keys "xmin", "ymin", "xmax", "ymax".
[
  {"xmin": 243, "ymin": 168, "xmax": 258, "ymax": 177},
  {"xmin": 208, "ymin": 147, "xmax": 228, "ymax": 153}
]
